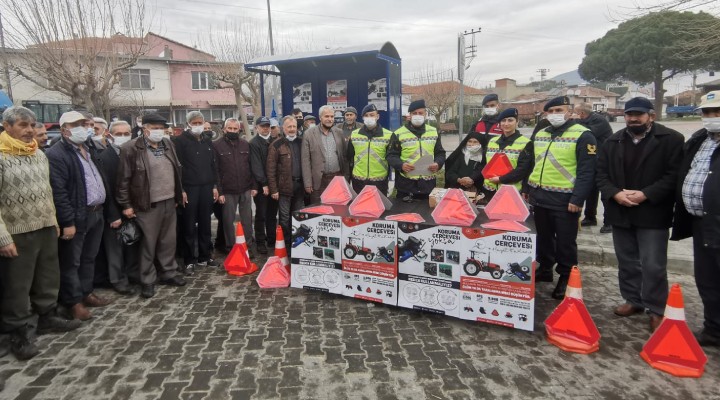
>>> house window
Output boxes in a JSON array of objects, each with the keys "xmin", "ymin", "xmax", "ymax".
[
  {"xmin": 120, "ymin": 69, "xmax": 151, "ymax": 89},
  {"xmin": 192, "ymin": 72, "xmax": 215, "ymax": 90}
]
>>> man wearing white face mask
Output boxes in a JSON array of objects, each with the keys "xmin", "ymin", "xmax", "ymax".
[
  {"xmin": 672, "ymin": 90, "xmax": 720, "ymax": 345},
  {"xmin": 525, "ymin": 96, "xmax": 597, "ymax": 300},
  {"xmin": 172, "ymin": 111, "xmax": 219, "ymax": 274},
  {"xmin": 117, "ymin": 113, "xmax": 187, "ymax": 298},
  {"xmin": 387, "ymin": 99, "xmax": 446, "ymax": 200},
  {"xmin": 91, "ymin": 117, "xmax": 110, "ymax": 150},
  {"xmin": 346, "ymin": 104, "xmax": 393, "ymax": 195},
  {"xmin": 470, "ymin": 94, "xmax": 504, "ymax": 152},
  {"xmin": 46, "ymin": 111, "xmax": 112, "ymax": 320},
  {"xmin": 94, "ymin": 120, "xmax": 139, "ymax": 295}
]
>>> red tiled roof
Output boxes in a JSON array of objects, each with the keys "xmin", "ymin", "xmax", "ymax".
[{"xmin": 403, "ymin": 81, "xmax": 487, "ymax": 96}]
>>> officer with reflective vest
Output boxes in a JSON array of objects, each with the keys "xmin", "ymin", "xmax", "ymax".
[
  {"xmin": 387, "ymin": 99, "xmax": 446, "ymax": 200},
  {"xmin": 470, "ymin": 93, "xmax": 504, "ymax": 151},
  {"xmin": 525, "ymin": 96, "xmax": 597, "ymax": 300},
  {"xmin": 483, "ymin": 108, "xmax": 532, "ymax": 196},
  {"xmin": 346, "ymin": 104, "xmax": 393, "ymax": 195}
]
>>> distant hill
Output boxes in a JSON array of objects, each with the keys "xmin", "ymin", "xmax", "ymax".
[{"xmin": 549, "ymin": 70, "xmax": 588, "ymax": 86}]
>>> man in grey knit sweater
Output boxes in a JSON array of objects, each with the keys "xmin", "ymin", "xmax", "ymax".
[{"xmin": 0, "ymin": 107, "xmax": 81, "ymax": 361}]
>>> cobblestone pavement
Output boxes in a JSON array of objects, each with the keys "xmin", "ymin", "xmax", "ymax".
[{"xmin": 0, "ymin": 258, "xmax": 717, "ymax": 400}]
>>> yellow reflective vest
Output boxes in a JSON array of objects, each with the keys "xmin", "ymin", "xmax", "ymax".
[
  {"xmin": 395, "ymin": 125, "xmax": 439, "ymax": 180},
  {"xmin": 350, "ymin": 127, "xmax": 393, "ymax": 180},
  {"xmin": 483, "ymin": 133, "xmax": 531, "ymax": 191},
  {"xmin": 528, "ymin": 124, "xmax": 585, "ymax": 193}
]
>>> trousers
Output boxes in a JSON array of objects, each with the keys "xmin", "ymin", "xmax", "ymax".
[
  {"xmin": 534, "ymin": 205, "xmax": 579, "ymax": 277},
  {"xmin": 135, "ymin": 198, "xmax": 180, "ymax": 285},
  {"xmin": 58, "ymin": 209, "xmax": 104, "ymax": 306}
]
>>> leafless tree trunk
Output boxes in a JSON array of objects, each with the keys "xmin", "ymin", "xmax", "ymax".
[
  {"xmin": 0, "ymin": 0, "xmax": 152, "ymax": 119},
  {"xmin": 409, "ymin": 65, "xmax": 458, "ymax": 123}
]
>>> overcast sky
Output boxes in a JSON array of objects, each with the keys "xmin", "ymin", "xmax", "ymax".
[{"xmin": 151, "ymin": 0, "xmax": 714, "ymax": 92}]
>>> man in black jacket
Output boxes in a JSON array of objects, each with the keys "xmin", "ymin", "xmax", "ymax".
[
  {"xmin": 249, "ymin": 116, "xmax": 278, "ymax": 254},
  {"xmin": 95, "ymin": 120, "xmax": 139, "ymax": 295},
  {"xmin": 596, "ymin": 97, "xmax": 684, "ymax": 332},
  {"xmin": 574, "ymin": 103, "xmax": 614, "ymax": 232},
  {"xmin": 172, "ymin": 111, "xmax": 218, "ymax": 275},
  {"xmin": 525, "ymin": 96, "xmax": 597, "ymax": 300},
  {"xmin": 671, "ymin": 90, "xmax": 720, "ymax": 346},
  {"xmin": 469, "ymin": 94, "xmax": 504, "ymax": 151},
  {"xmin": 46, "ymin": 111, "xmax": 112, "ymax": 321},
  {"xmin": 213, "ymin": 118, "xmax": 257, "ymax": 256}
]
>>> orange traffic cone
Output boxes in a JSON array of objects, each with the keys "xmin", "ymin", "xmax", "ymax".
[
  {"xmin": 274, "ymin": 225, "xmax": 290, "ymax": 274},
  {"xmin": 640, "ymin": 283, "xmax": 707, "ymax": 378},
  {"xmin": 544, "ymin": 266, "xmax": 601, "ymax": 354},
  {"xmin": 224, "ymin": 222, "xmax": 258, "ymax": 276}
]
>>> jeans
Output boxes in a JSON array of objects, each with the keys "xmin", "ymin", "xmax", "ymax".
[
  {"xmin": 613, "ymin": 225, "xmax": 669, "ymax": 316},
  {"xmin": 58, "ymin": 209, "xmax": 104, "ymax": 306}
]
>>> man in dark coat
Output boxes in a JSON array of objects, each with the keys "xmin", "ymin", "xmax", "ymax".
[
  {"xmin": 596, "ymin": 97, "xmax": 684, "ymax": 332},
  {"xmin": 249, "ymin": 116, "xmax": 278, "ymax": 254},
  {"xmin": 671, "ymin": 90, "xmax": 720, "ymax": 346},
  {"xmin": 573, "ymin": 102, "xmax": 614, "ymax": 232}
]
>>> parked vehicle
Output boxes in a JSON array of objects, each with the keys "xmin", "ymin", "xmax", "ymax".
[{"xmin": 666, "ymin": 105, "xmax": 698, "ymax": 118}]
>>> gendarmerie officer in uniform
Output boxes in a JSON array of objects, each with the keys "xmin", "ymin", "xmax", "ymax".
[
  {"xmin": 525, "ymin": 96, "xmax": 597, "ymax": 299},
  {"xmin": 346, "ymin": 104, "xmax": 393, "ymax": 195}
]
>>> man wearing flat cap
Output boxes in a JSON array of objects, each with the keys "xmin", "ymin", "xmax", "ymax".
[
  {"xmin": 46, "ymin": 111, "xmax": 113, "ymax": 320},
  {"xmin": 470, "ymin": 93, "xmax": 504, "ymax": 152},
  {"xmin": 117, "ymin": 113, "xmax": 187, "ymax": 299},
  {"xmin": 672, "ymin": 90, "xmax": 720, "ymax": 346},
  {"xmin": 387, "ymin": 99, "xmax": 446, "ymax": 200},
  {"xmin": 250, "ymin": 116, "xmax": 278, "ymax": 255},
  {"xmin": 598, "ymin": 97, "xmax": 684, "ymax": 332},
  {"xmin": 526, "ymin": 96, "xmax": 597, "ymax": 300},
  {"xmin": 337, "ymin": 106, "xmax": 364, "ymax": 141},
  {"xmin": 346, "ymin": 104, "xmax": 393, "ymax": 195}
]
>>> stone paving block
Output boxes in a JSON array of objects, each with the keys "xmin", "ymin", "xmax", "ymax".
[
  {"xmin": 141, "ymin": 372, "xmax": 172, "ymax": 392},
  {"xmin": 159, "ymin": 381, "xmax": 189, "ymax": 400},
  {"xmin": 255, "ymin": 377, "xmax": 281, "ymax": 399}
]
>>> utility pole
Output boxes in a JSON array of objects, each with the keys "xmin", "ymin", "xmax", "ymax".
[
  {"xmin": 457, "ymin": 28, "xmax": 480, "ymax": 140},
  {"xmin": 266, "ymin": 0, "xmax": 275, "ymax": 55},
  {"xmin": 0, "ymin": 11, "xmax": 13, "ymax": 102},
  {"xmin": 537, "ymin": 68, "xmax": 550, "ymax": 82}
]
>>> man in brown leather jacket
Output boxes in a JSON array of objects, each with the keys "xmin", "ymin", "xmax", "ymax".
[
  {"xmin": 267, "ymin": 116, "xmax": 304, "ymax": 249},
  {"xmin": 116, "ymin": 114, "xmax": 186, "ymax": 299}
]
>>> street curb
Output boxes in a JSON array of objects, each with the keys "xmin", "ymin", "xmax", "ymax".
[{"xmin": 578, "ymin": 245, "xmax": 694, "ymax": 276}]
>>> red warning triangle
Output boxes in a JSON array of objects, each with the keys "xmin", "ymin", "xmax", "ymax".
[
  {"xmin": 431, "ymin": 188, "xmax": 477, "ymax": 226},
  {"xmin": 481, "ymin": 220, "xmax": 529, "ymax": 233},
  {"xmin": 299, "ymin": 205, "xmax": 335, "ymax": 215},
  {"xmin": 320, "ymin": 176, "xmax": 356, "ymax": 205},
  {"xmin": 545, "ymin": 297, "xmax": 600, "ymax": 347},
  {"xmin": 256, "ymin": 256, "xmax": 290, "ymax": 288},
  {"xmin": 484, "ymin": 185, "xmax": 529, "ymax": 222},
  {"xmin": 482, "ymin": 152, "xmax": 513, "ymax": 178},
  {"xmin": 385, "ymin": 213, "xmax": 425, "ymax": 223},
  {"xmin": 349, "ymin": 186, "xmax": 392, "ymax": 218},
  {"xmin": 640, "ymin": 320, "xmax": 707, "ymax": 377}
]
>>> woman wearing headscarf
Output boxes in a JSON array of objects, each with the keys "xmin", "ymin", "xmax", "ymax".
[
  {"xmin": 444, "ymin": 131, "xmax": 485, "ymax": 191},
  {"xmin": 482, "ymin": 108, "xmax": 532, "ymax": 199}
]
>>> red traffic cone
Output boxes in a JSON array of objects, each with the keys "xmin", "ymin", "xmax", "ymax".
[
  {"xmin": 640, "ymin": 283, "xmax": 707, "ymax": 378},
  {"xmin": 545, "ymin": 266, "xmax": 601, "ymax": 354},
  {"xmin": 274, "ymin": 225, "xmax": 290, "ymax": 274},
  {"xmin": 224, "ymin": 222, "xmax": 258, "ymax": 276}
]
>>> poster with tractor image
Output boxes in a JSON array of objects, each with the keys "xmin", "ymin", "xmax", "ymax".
[
  {"xmin": 397, "ymin": 223, "xmax": 462, "ymax": 317},
  {"xmin": 290, "ymin": 209, "xmax": 345, "ymax": 294},
  {"xmin": 341, "ymin": 217, "xmax": 398, "ymax": 305},
  {"xmin": 458, "ymin": 227, "xmax": 536, "ymax": 331}
]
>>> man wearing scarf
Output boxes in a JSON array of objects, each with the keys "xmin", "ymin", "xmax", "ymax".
[{"xmin": 0, "ymin": 107, "xmax": 81, "ymax": 361}]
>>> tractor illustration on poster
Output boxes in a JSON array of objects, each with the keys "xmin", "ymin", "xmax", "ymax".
[
  {"xmin": 463, "ymin": 251, "xmax": 504, "ymax": 280},
  {"xmin": 344, "ymin": 237, "xmax": 375, "ymax": 261}
]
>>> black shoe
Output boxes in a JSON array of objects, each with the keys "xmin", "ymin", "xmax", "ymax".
[
  {"xmin": 580, "ymin": 218, "xmax": 597, "ymax": 227},
  {"xmin": 159, "ymin": 276, "xmax": 186, "ymax": 287},
  {"xmin": 551, "ymin": 275, "xmax": 570, "ymax": 300},
  {"xmin": 10, "ymin": 326, "xmax": 40, "ymax": 360},
  {"xmin": 140, "ymin": 284, "xmax": 155, "ymax": 298},
  {"xmin": 37, "ymin": 313, "xmax": 82, "ymax": 335},
  {"xmin": 198, "ymin": 259, "xmax": 220, "ymax": 268},
  {"xmin": 257, "ymin": 242, "xmax": 268, "ymax": 254},
  {"xmin": 600, "ymin": 224, "xmax": 613, "ymax": 234},
  {"xmin": 182, "ymin": 263, "xmax": 195, "ymax": 276},
  {"xmin": 695, "ymin": 330, "xmax": 720, "ymax": 347},
  {"xmin": 535, "ymin": 270, "xmax": 554, "ymax": 282},
  {"xmin": 113, "ymin": 282, "xmax": 137, "ymax": 296}
]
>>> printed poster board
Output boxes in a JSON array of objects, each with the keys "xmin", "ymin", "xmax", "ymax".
[
  {"xmin": 368, "ymin": 78, "xmax": 388, "ymax": 111},
  {"xmin": 292, "ymin": 82, "xmax": 313, "ymax": 113}
]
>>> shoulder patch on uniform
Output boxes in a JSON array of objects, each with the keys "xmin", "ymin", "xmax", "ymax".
[{"xmin": 587, "ymin": 144, "xmax": 596, "ymax": 155}]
